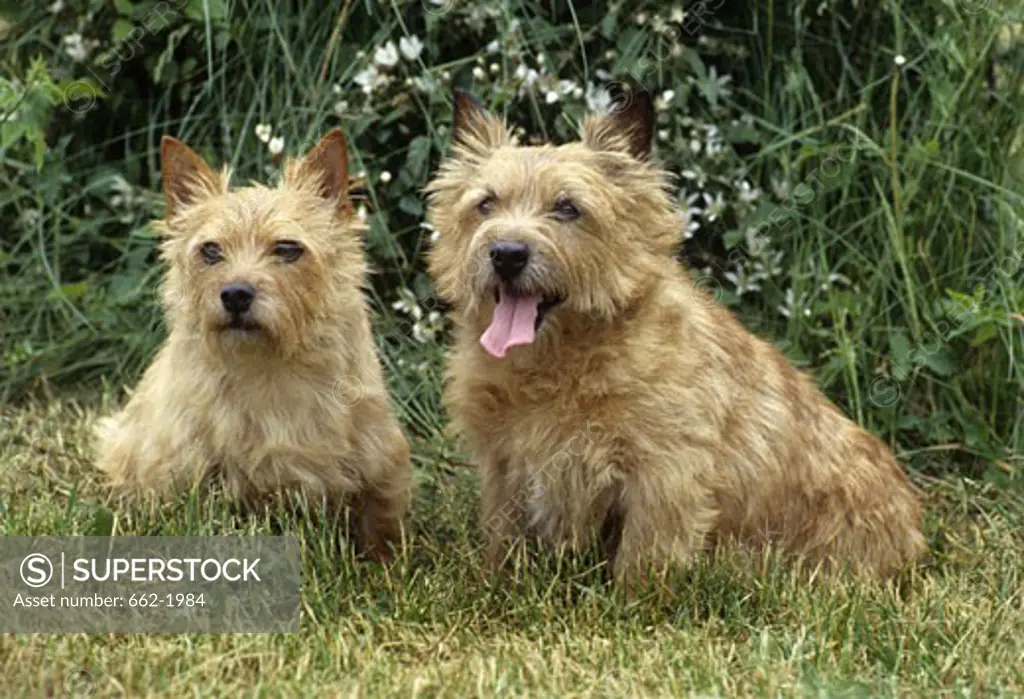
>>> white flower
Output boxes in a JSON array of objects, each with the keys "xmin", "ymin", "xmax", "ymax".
[
  {"xmin": 379, "ymin": 170, "xmax": 392, "ymax": 184},
  {"xmin": 399, "ymin": 36, "xmax": 423, "ymax": 61},
  {"xmin": 670, "ymin": 6, "xmax": 685, "ymax": 23},
  {"xmin": 374, "ymin": 41, "xmax": 400, "ymax": 69},
  {"xmin": 770, "ymin": 174, "xmax": 791, "ymax": 200},
  {"xmin": 357, "ymin": 205, "xmax": 368, "ymax": 222},
  {"xmin": 680, "ymin": 166, "xmax": 708, "ymax": 189},
  {"xmin": 894, "ymin": 54, "xmax": 906, "ymax": 67},
  {"xmin": 559, "ymin": 79, "xmax": 577, "ymax": 95},
  {"xmin": 254, "ymin": 123, "xmax": 272, "ymax": 143},
  {"xmin": 62, "ymin": 33, "xmax": 92, "ymax": 62},
  {"xmin": 680, "ymin": 192, "xmax": 702, "ymax": 220},
  {"xmin": 392, "ymin": 287, "xmax": 419, "ymax": 316},
  {"xmin": 487, "ymin": 40, "xmax": 501, "ymax": 54},
  {"xmin": 48, "ymin": 0, "xmax": 64, "ymax": 12},
  {"xmin": 709, "ymin": 66, "xmax": 733, "ymax": 94},
  {"xmin": 752, "ymin": 249, "xmax": 784, "ymax": 278},
  {"xmin": 354, "ymin": 66, "xmax": 378, "ymax": 94},
  {"xmin": 268, "ymin": 136, "xmax": 284, "ymax": 156},
  {"xmin": 411, "ymin": 75, "xmax": 438, "ymax": 93},
  {"xmin": 682, "ymin": 214, "xmax": 701, "ymax": 240},
  {"xmin": 585, "ymin": 83, "xmax": 612, "ymax": 112},
  {"xmin": 702, "ymin": 192, "xmax": 726, "ymax": 222},
  {"xmin": 658, "ymin": 129, "xmax": 670, "ymax": 141},
  {"xmin": 778, "ymin": 288, "xmax": 795, "ymax": 318},
  {"xmin": 490, "ymin": 63, "xmax": 500, "ymax": 74},
  {"xmin": 744, "ymin": 227, "xmax": 770, "ymax": 255},
  {"xmin": 473, "ymin": 66, "xmax": 486, "ymax": 80},
  {"xmin": 545, "ymin": 90, "xmax": 559, "ymax": 104},
  {"xmin": 660, "ymin": 89, "xmax": 675, "ymax": 106},
  {"xmin": 634, "ymin": 11, "xmax": 648, "ymax": 25},
  {"xmin": 333, "ymin": 100, "xmax": 349, "ymax": 116},
  {"xmin": 737, "ymin": 180, "xmax": 761, "ymax": 204},
  {"xmin": 536, "ymin": 53, "xmax": 545, "ymax": 66}
]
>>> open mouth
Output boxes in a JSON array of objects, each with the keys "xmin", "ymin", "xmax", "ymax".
[
  {"xmin": 221, "ymin": 316, "xmax": 262, "ymax": 333},
  {"xmin": 481, "ymin": 285, "xmax": 565, "ymax": 359},
  {"xmin": 489, "ymin": 287, "xmax": 563, "ymax": 330}
]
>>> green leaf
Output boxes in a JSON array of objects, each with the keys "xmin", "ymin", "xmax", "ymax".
[
  {"xmin": 113, "ymin": 0, "xmax": 134, "ymax": 16},
  {"xmin": 186, "ymin": 0, "xmax": 228, "ymax": 22},
  {"xmin": 889, "ymin": 331, "xmax": 913, "ymax": 367},
  {"xmin": 47, "ymin": 282, "xmax": 88, "ymax": 301},
  {"xmin": 968, "ymin": 323, "xmax": 998, "ymax": 348},
  {"xmin": 112, "ymin": 19, "xmax": 136, "ymax": 43},
  {"xmin": 918, "ymin": 348, "xmax": 957, "ymax": 376},
  {"xmin": 723, "ymin": 228, "xmax": 745, "ymax": 249},
  {"xmin": 399, "ymin": 195, "xmax": 424, "ymax": 217},
  {"xmin": 404, "ymin": 136, "xmax": 432, "ymax": 181}
]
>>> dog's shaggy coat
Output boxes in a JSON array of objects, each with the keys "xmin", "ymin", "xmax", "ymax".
[
  {"xmin": 425, "ymin": 90, "xmax": 926, "ymax": 584},
  {"xmin": 95, "ymin": 130, "xmax": 412, "ymax": 559}
]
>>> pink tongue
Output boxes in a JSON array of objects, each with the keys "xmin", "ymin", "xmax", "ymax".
[{"xmin": 480, "ymin": 291, "xmax": 541, "ymax": 358}]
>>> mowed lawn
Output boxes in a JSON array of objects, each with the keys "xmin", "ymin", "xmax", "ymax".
[{"xmin": 1, "ymin": 398, "xmax": 1022, "ymax": 698}]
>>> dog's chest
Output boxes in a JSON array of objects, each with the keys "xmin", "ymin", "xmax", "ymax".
[
  {"xmin": 488, "ymin": 409, "xmax": 622, "ymax": 546},
  {"xmin": 202, "ymin": 377, "xmax": 348, "ymax": 470}
]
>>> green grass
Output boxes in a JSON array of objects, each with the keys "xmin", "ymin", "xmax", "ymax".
[{"xmin": 2, "ymin": 398, "xmax": 1023, "ymax": 697}]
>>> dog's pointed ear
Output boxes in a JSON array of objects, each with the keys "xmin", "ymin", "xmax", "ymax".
[
  {"xmin": 161, "ymin": 136, "xmax": 224, "ymax": 218},
  {"xmin": 450, "ymin": 89, "xmax": 509, "ymax": 157},
  {"xmin": 288, "ymin": 128, "xmax": 352, "ymax": 215},
  {"xmin": 581, "ymin": 88, "xmax": 654, "ymax": 161}
]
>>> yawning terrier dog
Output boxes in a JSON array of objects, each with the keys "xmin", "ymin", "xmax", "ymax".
[
  {"xmin": 95, "ymin": 129, "xmax": 412, "ymax": 560},
  {"xmin": 425, "ymin": 89, "xmax": 926, "ymax": 585}
]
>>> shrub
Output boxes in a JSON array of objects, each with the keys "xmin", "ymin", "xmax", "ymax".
[{"xmin": 1, "ymin": 0, "xmax": 1021, "ymax": 473}]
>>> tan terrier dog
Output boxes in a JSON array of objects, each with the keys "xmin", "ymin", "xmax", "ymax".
[
  {"xmin": 425, "ymin": 89, "xmax": 926, "ymax": 585},
  {"xmin": 95, "ymin": 129, "xmax": 412, "ymax": 560}
]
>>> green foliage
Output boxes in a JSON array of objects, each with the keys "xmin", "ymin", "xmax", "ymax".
[{"xmin": 0, "ymin": 0, "xmax": 1021, "ymax": 473}]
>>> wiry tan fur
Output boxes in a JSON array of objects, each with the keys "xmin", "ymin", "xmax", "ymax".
[
  {"xmin": 425, "ymin": 90, "xmax": 926, "ymax": 585},
  {"xmin": 95, "ymin": 130, "xmax": 412, "ymax": 560}
]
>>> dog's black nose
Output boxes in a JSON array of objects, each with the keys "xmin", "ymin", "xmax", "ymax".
[
  {"xmin": 220, "ymin": 284, "xmax": 255, "ymax": 315},
  {"xmin": 489, "ymin": 241, "xmax": 530, "ymax": 281}
]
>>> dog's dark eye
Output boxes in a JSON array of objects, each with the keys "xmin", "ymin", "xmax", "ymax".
[
  {"xmin": 272, "ymin": 240, "xmax": 304, "ymax": 263},
  {"xmin": 199, "ymin": 241, "xmax": 223, "ymax": 265},
  {"xmin": 553, "ymin": 197, "xmax": 581, "ymax": 223},
  {"xmin": 476, "ymin": 194, "xmax": 497, "ymax": 216}
]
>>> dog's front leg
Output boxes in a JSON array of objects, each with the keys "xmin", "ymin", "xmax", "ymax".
[
  {"xmin": 478, "ymin": 457, "xmax": 526, "ymax": 572},
  {"xmin": 352, "ymin": 431, "xmax": 413, "ymax": 563},
  {"xmin": 613, "ymin": 456, "xmax": 718, "ymax": 591}
]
